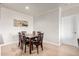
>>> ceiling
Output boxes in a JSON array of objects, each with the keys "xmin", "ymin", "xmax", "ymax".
[
  {"xmin": 1, "ymin": 3, "xmax": 78, "ymax": 16},
  {"xmin": 0, "ymin": 3, "xmax": 61, "ymax": 16}
]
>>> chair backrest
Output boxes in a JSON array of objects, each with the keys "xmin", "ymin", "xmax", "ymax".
[
  {"xmin": 21, "ymin": 31, "xmax": 29, "ymax": 42},
  {"xmin": 37, "ymin": 31, "xmax": 41, "ymax": 35},
  {"xmin": 40, "ymin": 33, "xmax": 44, "ymax": 41},
  {"xmin": 18, "ymin": 32, "xmax": 22, "ymax": 41},
  {"xmin": 22, "ymin": 31, "xmax": 25, "ymax": 35},
  {"xmin": 33, "ymin": 31, "xmax": 36, "ymax": 35},
  {"xmin": 37, "ymin": 33, "xmax": 44, "ymax": 42},
  {"xmin": 22, "ymin": 31, "xmax": 26, "ymax": 40}
]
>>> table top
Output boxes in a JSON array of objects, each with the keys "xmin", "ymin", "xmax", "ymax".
[{"xmin": 25, "ymin": 34, "xmax": 38, "ymax": 38}]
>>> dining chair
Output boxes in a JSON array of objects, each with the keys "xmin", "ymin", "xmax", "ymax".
[
  {"xmin": 22, "ymin": 32, "xmax": 30, "ymax": 53},
  {"xmin": 18, "ymin": 32, "xmax": 23, "ymax": 50},
  {"xmin": 32, "ymin": 33, "xmax": 44, "ymax": 54}
]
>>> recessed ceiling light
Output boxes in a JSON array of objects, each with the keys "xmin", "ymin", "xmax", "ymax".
[{"xmin": 25, "ymin": 6, "xmax": 29, "ymax": 10}]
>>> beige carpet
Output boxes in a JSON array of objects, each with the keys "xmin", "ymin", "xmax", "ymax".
[{"xmin": 1, "ymin": 43, "xmax": 79, "ymax": 56}]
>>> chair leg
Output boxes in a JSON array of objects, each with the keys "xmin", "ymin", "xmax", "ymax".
[
  {"xmin": 31, "ymin": 44, "xmax": 33, "ymax": 50},
  {"xmin": 36, "ymin": 45, "xmax": 39, "ymax": 54},
  {"xmin": 41, "ymin": 43, "xmax": 43, "ymax": 51},
  {"xmin": 18, "ymin": 42, "xmax": 20, "ymax": 47},
  {"xmin": 24, "ymin": 44, "xmax": 26, "ymax": 53},
  {"xmin": 21, "ymin": 43, "xmax": 23, "ymax": 50}
]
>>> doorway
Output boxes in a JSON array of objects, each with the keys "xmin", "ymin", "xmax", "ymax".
[{"xmin": 61, "ymin": 15, "xmax": 78, "ymax": 47}]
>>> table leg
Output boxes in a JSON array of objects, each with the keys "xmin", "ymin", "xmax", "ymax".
[
  {"xmin": 24, "ymin": 44, "xmax": 26, "ymax": 53},
  {"xmin": 29, "ymin": 38, "xmax": 32, "ymax": 54}
]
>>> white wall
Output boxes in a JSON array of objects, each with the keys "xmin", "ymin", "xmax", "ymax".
[
  {"xmin": 0, "ymin": 5, "xmax": 1, "ymax": 55},
  {"xmin": 76, "ymin": 15, "xmax": 79, "ymax": 47},
  {"xmin": 34, "ymin": 8, "xmax": 59, "ymax": 45},
  {"xmin": 0, "ymin": 6, "xmax": 1, "ymax": 19},
  {"xmin": 0, "ymin": 7, "xmax": 33, "ymax": 44},
  {"xmin": 0, "ymin": 46, "xmax": 1, "ymax": 56},
  {"xmin": 0, "ymin": 5, "xmax": 4, "ymax": 44}
]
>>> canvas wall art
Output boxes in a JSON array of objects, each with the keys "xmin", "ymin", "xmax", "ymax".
[{"xmin": 14, "ymin": 19, "xmax": 28, "ymax": 27}]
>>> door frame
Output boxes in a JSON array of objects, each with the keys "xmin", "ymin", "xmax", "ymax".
[{"xmin": 60, "ymin": 15, "xmax": 78, "ymax": 47}]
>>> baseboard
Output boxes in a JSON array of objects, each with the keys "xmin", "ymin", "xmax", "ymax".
[
  {"xmin": 0, "ymin": 41, "xmax": 18, "ymax": 47},
  {"xmin": 61, "ymin": 43, "xmax": 79, "ymax": 48},
  {"xmin": 44, "ymin": 40, "xmax": 59, "ymax": 46},
  {"xmin": 0, "ymin": 40, "xmax": 59, "ymax": 47}
]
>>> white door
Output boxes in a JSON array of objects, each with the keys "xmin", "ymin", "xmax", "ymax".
[{"xmin": 61, "ymin": 15, "xmax": 77, "ymax": 47}]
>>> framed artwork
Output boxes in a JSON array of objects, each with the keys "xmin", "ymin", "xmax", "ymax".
[{"xmin": 14, "ymin": 19, "xmax": 28, "ymax": 27}]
